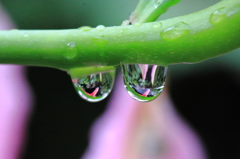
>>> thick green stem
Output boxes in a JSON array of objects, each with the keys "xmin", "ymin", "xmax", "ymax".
[{"xmin": 0, "ymin": 0, "xmax": 239, "ymax": 70}]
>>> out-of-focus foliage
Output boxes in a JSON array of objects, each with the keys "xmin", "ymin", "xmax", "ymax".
[{"xmin": 1, "ymin": 0, "xmax": 138, "ymax": 29}]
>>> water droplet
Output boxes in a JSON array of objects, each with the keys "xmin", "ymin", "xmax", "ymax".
[
  {"xmin": 72, "ymin": 71, "xmax": 115, "ymax": 102},
  {"xmin": 66, "ymin": 42, "xmax": 77, "ymax": 59},
  {"xmin": 67, "ymin": 42, "xmax": 76, "ymax": 48},
  {"xmin": 78, "ymin": 26, "xmax": 92, "ymax": 31},
  {"xmin": 160, "ymin": 22, "xmax": 190, "ymax": 41},
  {"xmin": 92, "ymin": 37, "xmax": 108, "ymax": 46},
  {"xmin": 96, "ymin": 25, "xmax": 105, "ymax": 31},
  {"xmin": 120, "ymin": 20, "xmax": 131, "ymax": 33},
  {"xmin": 133, "ymin": 22, "xmax": 141, "ymax": 27},
  {"xmin": 152, "ymin": 22, "xmax": 162, "ymax": 28},
  {"xmin": 209, "ymin": 7, "xmax": 226, "ymax": 25},
  {"xmin": 120, "ymin": 29, "xmax": 125, "ymax": 33},
  {"xmin": 121, "ymin": 64, "xmax": 167, "ymax": 102},
  {"xmin": 121, "ymin": 20, "xmax": 131, "ymax": 26},
  {"xmin": 154, "ymin": 0, "xmax": 161, "ymax": 8}
]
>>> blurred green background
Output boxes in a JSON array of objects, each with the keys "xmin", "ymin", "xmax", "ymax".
[{"xmin": 1, "ymin": 0, "xmax": 240, "ymax": 158}]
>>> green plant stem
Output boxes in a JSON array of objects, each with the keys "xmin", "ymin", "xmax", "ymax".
[
  {"xmin": 70, "ymin": 0, "xmax": 174, "ymax": 77},
  {"xmin": 0, "ymin": 0, "xmax": 239, "ymax": 71},
  {"xmin": 130, "ymin": 0, "xmax": 181, "ymax": 23},
  {"xmin": 69, "ymin": 66, "xmax": 115, "ymax": 78}
]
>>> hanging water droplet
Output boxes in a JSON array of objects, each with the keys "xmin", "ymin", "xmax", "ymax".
[
  {"xmin": 72, "ymin": 71, "xmax": 115, "ymax": 102},
  {"xmin": 96, "ymin": 25, "xmax": 105, "ymax": 31},
  {"xmin": 121, "ymin": 64, "xmax": 167, "ymax": 102},
  {"xmin": 160, "ymin": 22, "xmax": 190, "ymax": 41}
]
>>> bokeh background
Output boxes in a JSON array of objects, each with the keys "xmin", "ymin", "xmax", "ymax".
[{"xmin": 1, "ymin": 0, "xmax": 240, "ymax": 158}]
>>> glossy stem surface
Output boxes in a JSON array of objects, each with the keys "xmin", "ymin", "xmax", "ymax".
[{"xmin": 0, "ymin": 0, "xmax": 239, "ymax": 70}]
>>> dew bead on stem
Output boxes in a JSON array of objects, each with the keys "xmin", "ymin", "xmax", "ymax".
[{"xmin": 96, "ymin": 25, "xmax": 106, "ymax": 31}]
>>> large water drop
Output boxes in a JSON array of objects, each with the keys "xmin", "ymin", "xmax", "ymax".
[
  {"xmin": 72, "ymin": 71, "xmax": 115, "ymax": 102},
  {"xmin": 121, "ymin": 64, "xmax": 167, "ymax": 102},
  {"xmin": 209, "ymin": 7, "xmax": 226, "ymax": 25},
  {"xmin": 160, "ymin": 22, "xmax": 190, "ymax": 41}
]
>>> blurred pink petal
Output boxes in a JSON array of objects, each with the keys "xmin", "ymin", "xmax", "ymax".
[
  {"xmin": 0, "ymin": 4, "xmax": 33, "ymax": 159},
  {"xmin": 0, "ymin": 3, "xmax": 15, "ymax": 30},
  {"xmin": 83, "ymin": 75, "xmax": 207, "ymax": 159}
]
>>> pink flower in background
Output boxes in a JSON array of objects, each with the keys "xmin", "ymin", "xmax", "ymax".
[
  {"xmin": 0, "ymin": 4, "xmax": 32, "ymax": 159},
  {"xmin": 83, "ymin": 75, "xmax": 207, "ymax": 159}
]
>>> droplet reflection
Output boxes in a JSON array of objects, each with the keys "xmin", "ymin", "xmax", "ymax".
[
  {"xmin": 72, "ymin": 71, "xmax": 115, "ymax": 102},
  {"xmin": 121, "ymin": 64, "xmax": 167, "ymax": 102}
]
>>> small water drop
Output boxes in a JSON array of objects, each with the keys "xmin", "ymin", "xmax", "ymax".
[
  {"xmin": 121, "ymin": 20, "xmax": 131, "ymax": 26},
  {"xmin": 154, "ymin": 0, "xmax": 161, "ymax": 8},
  {"xmin": 72, "ymin": 71, "xmax": 115, "ymax": 102},
  {"xmin": 120, "ymin": 20, "xmax": 131, "ymax": 33},
  {"xmin": 66, "ymin": 42, "xmax": 77, "ymax": 59},
  {"xmin": 78, "ymin": 26, "xmax": 92, "ymax": 31},
  {"xmin": 121, "ymin": 64, "xmax": 167, "ymax": 102},
  {"xmin": 96, "ymin": 25, "xmax": 105, "ymax": 31},
  {"xmin": 92, "ymin": 37, "xmax": 108, "ymax": 46},
  {"xmin": 67, "ymin": 42, "xmax": 76, "ymax": 48},
  {"xmin": 209, "ymin": 7, "xmax": 226, "ymax": 25},
  {"xmin": 160, "ymin": 22, "xmax": 190, "ymax": 41},
  {"xmin": 133, "ymin": 22, "xmax": 141, "ymax": 27},
  {"xmin": 120, "ymin": 29, "xmax": 125, "ymax": 33},
  {"xmin": 152, "ymin": 22, "xmax": 162, "ymax": 28}
]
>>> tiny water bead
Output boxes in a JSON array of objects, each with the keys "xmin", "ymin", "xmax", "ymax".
[
  {"xmin": 120, "ymin": 20, "xmax": 131, "ymax": 33},
  {"xmin": 92, "ymin": 37, "xmax": 108, "ymax": 46},
  {"xmin": 121, "ymin": 64, "xmax": 167, "ymax": 102},
  {"xmin": 72, "ymin": 71, "xmax": 115, "ymax": 102},
  {"xmin": 121, "ymin": 20, "xmax": 132, "ymax": 26},
  {"xmin": 154, "ymin": 0, "xmax": 161, "ymax": 9},
  {"xmin": 96, "ymin": 25, "xmax": 106, "ymax": 31},
  {"xmin": 67, "ymin": 42, "xmax": 76, "ymax": 48},
  {"xmin": 66, "ymin": 42, "xmax": 77, "ymax": 59},
  {"xmin": 160, "ymin": 22, "xmax": 190, "ymax": 41},
  {"xmin": 23, "ymin": 34, "xmax": 29, "ymax": 37},
  {"xmin": 78, "ymin": 26, "xmax": 92, "ymax": 31},
  {"xmin": 152, "ymin": 21, "xmax": 162, "ymax": 28}
]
